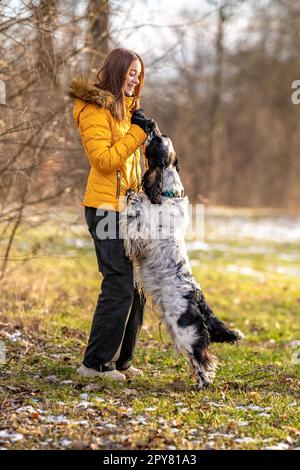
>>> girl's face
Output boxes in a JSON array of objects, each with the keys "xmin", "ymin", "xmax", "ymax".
[{"xmin": 124, "ymin": 59, "xmax": 142, "ymax": 97}]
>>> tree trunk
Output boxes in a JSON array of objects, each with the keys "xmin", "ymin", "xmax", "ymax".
[{"xmin": 87, "ymin": 0, "xmax": 109, "ymax": 74}]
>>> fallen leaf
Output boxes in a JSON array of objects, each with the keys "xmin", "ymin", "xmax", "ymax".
[
  {"xmin": 70, "ymin": 440, "xmax": 90, "ymax": 450},
  {"xmin": 227, "ymin": 421, "xmax": 238, "ymax": 432}
]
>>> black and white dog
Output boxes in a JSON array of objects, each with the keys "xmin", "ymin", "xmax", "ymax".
[{"xmin": 121, "ymin": 124, "xmax": 244, "ymax": 389}]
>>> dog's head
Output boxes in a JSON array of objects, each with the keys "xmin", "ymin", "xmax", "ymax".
[{"xmin": 143, "ymin": 126, "xmax": 180, "ymax": 204}]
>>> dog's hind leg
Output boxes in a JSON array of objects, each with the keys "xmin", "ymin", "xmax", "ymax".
[
  {"xmin": 168, "ymin": 310, "xmax": 217, "ymax": 389},
  {"xmin": 189, "ymin": 330, "xmax": 217, "ymax": 389},
  {"xmin": 196, "ymin": 290, "xmax": 244, "ymax": 344}
]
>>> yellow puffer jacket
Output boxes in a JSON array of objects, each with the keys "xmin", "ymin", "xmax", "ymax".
[{"xmin": 69, "ymin": 78, "xmax": 147, "ymax": 211}]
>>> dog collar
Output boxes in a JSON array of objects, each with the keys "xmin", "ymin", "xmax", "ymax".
[{"xmin": 161, "ymin": 190, "xmax": 184, "ymax": 198}]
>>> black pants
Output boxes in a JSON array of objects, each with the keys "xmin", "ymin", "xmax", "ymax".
[{"xmin": 83, "ymin": 207, "xmax": 145, "ymax": 372}]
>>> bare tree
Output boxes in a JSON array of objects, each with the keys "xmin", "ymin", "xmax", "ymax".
[
  {"xmin": 87, "ymin": 0, "xmax": 109, "ymax": 73},
  {"xmin": 34, "ymin": 0, "xmax": 59, "ymax": 88}
]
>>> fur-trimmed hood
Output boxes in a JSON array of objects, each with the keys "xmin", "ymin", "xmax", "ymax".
[
  {"xmin": 69, "ymin": 77, "xmax": 136, "ymax": 125},
  {"xmin": 68, "ymin": 77, "xmax": 136, "ymax": 112},
  {"xmin": 68, "ymin": 77, "xmax": 116, "ymax": 109}
]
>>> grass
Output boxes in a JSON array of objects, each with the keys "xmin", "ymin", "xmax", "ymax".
[{"xmin": 0, "ymin": 208, "xmax": 300, "ymax": 450}]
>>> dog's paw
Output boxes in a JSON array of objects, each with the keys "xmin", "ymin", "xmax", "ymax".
[
  {"xmin": 126, "ymin": 189, "xmax": 137, "ymax": 202},
  {"xmin": 225, "ymin": 329, "xmax": 245, "ymax": 344},
  {"xmin": 126, "ymin": 191, "xmax": 141, "ymax": 207},
  {"xmin": 196, "ymin": 378, "xmax": 211, "ymax": 390},
  {"xmin": 209, "ymin": 325, "xmax": 245, "ymax": 344},
  {"xmin": 232, "ymin": 329, "xmax": 245, "ymax": 343}
]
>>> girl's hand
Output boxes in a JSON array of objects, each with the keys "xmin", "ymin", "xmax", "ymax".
[{"xmin": 131, "ymin": 110, "xmax": 150, "ymax": 133}]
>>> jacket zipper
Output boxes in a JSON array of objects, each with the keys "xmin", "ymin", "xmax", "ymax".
[
  {"xmin": 134, "ymin": 149, "xmax": 141, "ymax": 192},
  {"xmin": 116, "ymin": 170, "xmax": 121, "ymax": 199}
]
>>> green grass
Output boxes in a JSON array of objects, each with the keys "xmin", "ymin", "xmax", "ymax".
[{"xmin": 0, "ymin": 209, "xmax": 300, "ymax": 450}]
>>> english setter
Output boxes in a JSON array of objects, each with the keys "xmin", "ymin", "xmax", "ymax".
[{"xmin": 121, "ymin": 128, "xmax": 244, "ymax": 389}]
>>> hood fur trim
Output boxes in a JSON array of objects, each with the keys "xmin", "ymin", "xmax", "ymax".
[{"xmin": 68, "ymin": 77, "xmax": 115, "ymax": 109}]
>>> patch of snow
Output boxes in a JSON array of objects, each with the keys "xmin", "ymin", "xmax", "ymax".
[
  {"xmin": 59, "ymin": 439, "xmax": 72, "ymax": 447},
  {"xmin": 104, "ymin": 423, "xmax": 117, "ymax": 429},
  {"xmin": 208, "ymin": 433, "xmax": 235, "ymax": 439},
  {"xmin": 234, "ymin": 437, "xmax": 256, "ymax": 443},
  {"xmin": 0, "ymin": 430, "xmax": 24, "ymax": 442},
  {"xmin": 226, "ymin": 265, "xmax": 266, "ymax": 280},
  {"xmin": 80, "ymin": 393, "xmax": 89, "ymax": 400},
  {"xmin": 44, "ymin": 415, "xmax": 69, "ymax": 424},
  {"xmin": 94, "ymin": 397, "xmax": 105, "ymax": 403},
  {"xmin": 206, "ymin": 214, "xmax": 300, "ymax": 244},
  {"xmin": 72, "ymin": 420, "xmax": 89, "ymax": 425},
  {"xmin": 64, "ymin": 238, "xmax": 89, "ymax": 248},
  {"xmin": 3, "ymin": 331, "xmax": 22, "ymax": 342},
  {"xmin": 236, "ymin": 405, "xmax": 272, "ymax": 412},
  {"xmin": 76, "ymin": 401, "xmax": 91, "ymax": 409},
  {"xmin": 275, "ymin": 267, "xmax": 300, "ymax": 277},
  {"xmin": 170, "ymin": 428, "xmax": 180, "ymax": 434},
  {"xmin": 136, "ymin": 416, "xmax": 147, "ymax": 424},
  {"xmin": 263, "ymin": 443, "xmax": 289, "ymax": 450}
]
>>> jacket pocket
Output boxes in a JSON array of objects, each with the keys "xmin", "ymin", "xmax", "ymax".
[{"xmin": 116, "ymin": 170, "xmax": 121, "ymax": 199}]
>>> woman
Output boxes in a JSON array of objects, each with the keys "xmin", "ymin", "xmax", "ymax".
[{"xmin": 69, "ymin": 48, "xmax": 153, "ymax": 380}]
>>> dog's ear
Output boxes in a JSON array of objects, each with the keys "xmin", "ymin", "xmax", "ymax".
[
  {"xmin": 142, "ymin": 167, "xmax": 163, "ymax": 204},
  {"xmin": 174, "ymin": 157, "xmax": 180, "ymax": 173},
  {"xmin": 147, "ymin": 119, "xmax": 161, "ymax": 135}
]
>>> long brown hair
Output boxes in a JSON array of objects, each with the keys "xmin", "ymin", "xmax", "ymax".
[{"xmin": 96, "ymin": 48, "xmax": 144, "ymax": 121}]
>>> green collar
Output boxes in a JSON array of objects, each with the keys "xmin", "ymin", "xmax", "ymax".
[{"xmin": 161, "ymin": 190, "xmax": 184, "ymax": 198}]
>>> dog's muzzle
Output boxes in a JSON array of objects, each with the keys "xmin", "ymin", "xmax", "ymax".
[{"xmin": 146, "ymin": 119, "xmax": 162, "ymax": 141}]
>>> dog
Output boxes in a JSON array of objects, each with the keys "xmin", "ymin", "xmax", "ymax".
[{"xmin": 120, "ymin": 122, "xmax": 244, "ymax": 389}]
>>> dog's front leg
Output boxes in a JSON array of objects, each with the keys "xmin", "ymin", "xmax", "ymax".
[
  {"xmin": 126, "ymin": 189, "xmax": 141, "ymax": 206},
  {"xmin": 121, "ymin": 193, "xmax": 146, "ymax": 260}
]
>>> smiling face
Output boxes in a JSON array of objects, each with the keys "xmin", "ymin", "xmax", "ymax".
[{"xmin": 124, "ymin": 59, "xmax": 142, "ymax": 97}]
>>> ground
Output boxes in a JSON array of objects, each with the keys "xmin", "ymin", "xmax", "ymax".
[{"xmin": 0, "ymin": 207, "xmax": 299, "ymax": 450}]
